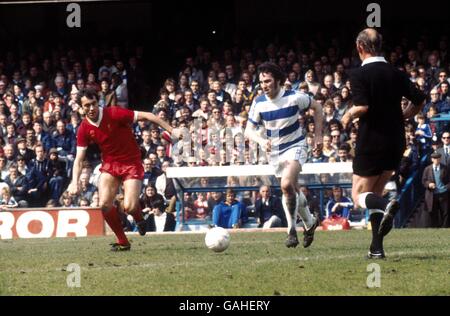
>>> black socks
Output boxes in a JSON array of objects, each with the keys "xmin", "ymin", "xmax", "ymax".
[
  {"xmin": 365, "ymin": 193, "xmax": 389, "ymax": 211},
  {"xmin": 369, "ymin": 213, "xmax": 384, "ymax": 251}
]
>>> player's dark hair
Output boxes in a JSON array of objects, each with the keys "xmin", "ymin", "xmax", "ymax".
[
  {"xmin": 76, "ymin": 87, "xmax": 98, "ymax": 105},
  {"xmin": 257, "ymin": 62, "xmax": 286, "ymax": 84}
]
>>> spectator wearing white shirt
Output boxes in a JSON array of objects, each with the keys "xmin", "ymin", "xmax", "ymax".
[
  {"xmin": 436, "ymin": 131, "xmax": 450, "ymax": 169},
  {"xmin": 155, "ymin": 161, "xmax": 177, "ymax": 213},
  {"xmin": 145, "ymin": 200, "xmax": 176, "ymax": 233}
]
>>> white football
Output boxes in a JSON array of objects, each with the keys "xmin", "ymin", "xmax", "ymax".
[{"xmin": 205, "ymin": 227, "xmax": 231, "ymax": 252}]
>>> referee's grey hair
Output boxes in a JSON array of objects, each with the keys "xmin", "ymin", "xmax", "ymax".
[{"xmin": 356, "ymin": 28, "xmax": 382, "ymax": 55}]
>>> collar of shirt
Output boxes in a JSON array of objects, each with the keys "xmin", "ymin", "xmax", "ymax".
[
  {"xmin": 361, "ymin": 56, "xmax": 388, "ymax": 66},
  {"xmin": 86, "ymin": 107, "xmax": 103, "ymax": 127}
]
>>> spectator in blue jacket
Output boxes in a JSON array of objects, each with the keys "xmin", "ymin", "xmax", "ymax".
[
  {"xmin": 52, "ymin": 120, "xmax": 76, "ymax": 158},
  {"xmin": 66, "ymin": 112, "xmax": 81, "ymax": 136},
  {"xmin": 33, "ymin": 121, "xmax": 55, "ymax": 152},
  {"xmin": 52, "ymin": 120, "xmax": 76, "ymax": 176},
  {"xmin": 325, "ymin": 186, "xmax": 353, "ymax": 219},
  {"xmin": 26, "ymin": 144, "xmax": 52, "ymax": 207},
  {"xmin": 423, "ymin": 88, "xmax": 449, "ymax": 114},
  {"xmin": 4, "ymin": 163, "xmax": 28, "ymax": 207},
  {"xmin": 415, "ymin": 113, "xmax": 432, "ymax": 154},
  {"xmin": 212, "ymin": 188, "xmax": 245, "ymax": 229}
]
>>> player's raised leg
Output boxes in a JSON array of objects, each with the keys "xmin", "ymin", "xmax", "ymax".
[
  {"xmin": 280, "ymin": 160, "xmax": 317, "ymax": 248},
  {"xmin": 291, "ymin": 162, "xmax": 319, "ymax": 248},
  {"xmin": 123, "ymin": 179, "xmax": 146, "ymax": 236},
  {"xmin": 373, "ymin": 170, "xmax": 399, "ymax": 237},
  {"xmin": 98, "ymin": 172, "xmax": 130, "ymax": 251},
  {"xmin": 353, "ymin": 171, "xmax": 399, "ymax": 236}
]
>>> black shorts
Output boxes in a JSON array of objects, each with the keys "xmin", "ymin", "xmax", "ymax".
[{"xmin": 353, "ymin": 151, "xmax": 403, "ymax": 177}]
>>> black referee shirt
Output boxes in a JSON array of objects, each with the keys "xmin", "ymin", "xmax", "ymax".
[{"xmin": 350, "ymin": 58, "xmax": 426, "ymax": 156}]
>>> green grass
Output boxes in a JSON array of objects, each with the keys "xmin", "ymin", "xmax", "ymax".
[{"xmin": 0, "ymin": 229, "xmax": 449, "ymax": 296}]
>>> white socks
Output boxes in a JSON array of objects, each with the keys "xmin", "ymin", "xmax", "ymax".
[
  {"xmin": 282, "ymin": 194, "xmax": 298, "ymax": 234},
  {"xmin": 282, "ymin": 191, "xmax": 315, "ymax": 233},
  {"xmin": 297, "ymin": 191, "xmax": 315, "ymax": 229},
  {"xmin": 358, "ymin": 192, "xmax": 373, "ymax": 209}
]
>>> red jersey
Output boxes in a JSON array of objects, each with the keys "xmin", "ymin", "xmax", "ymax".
[{"xmin": 76, "ymin": 106, "xmax": 141, "ymax": 164}]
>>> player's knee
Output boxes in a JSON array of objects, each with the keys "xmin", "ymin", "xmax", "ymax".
[
  {"xmin": 280, "ymin": 179, "xmax": 294, "ymax": 195},
  {"xmin": 123, "ymin": 200, "xmax": 139, "ymax": 213},
  {"xmin": 100, "ymin": 203, "xmax": 111, "ymax": 213}
]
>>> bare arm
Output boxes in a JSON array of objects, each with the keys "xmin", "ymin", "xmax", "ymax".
[
  {"xmin": 403, "ymin": 100, "xmax": 426, "ymax": 120},
  {"xmin": 136, "ymin": 111, "xmax": 173, "ymax": 133},
  {"xmin": 67, "ymin": 148, "xmax": 87, "ymax": 195},
  {"xmin": 310, "ymin": 99, "xmax": 323, "ymax": 146},
  {"xmin": 341, "ymin": 105, "xmax": 369, "ymax": 129}
]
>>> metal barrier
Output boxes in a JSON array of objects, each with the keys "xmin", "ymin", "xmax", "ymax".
[
  {"xmin": 396, "ymin": 154, "xmax": 429, "ymax": 228},
  {"xmin": 173, "ymin": 181, "xmax": 352, "ymax": 229},
  {"xmin": 167, "ymin": 157, "xmax": 432, "ymax": 230}
]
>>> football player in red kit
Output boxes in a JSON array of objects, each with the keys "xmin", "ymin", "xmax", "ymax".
[{"xmin": 68, "ymin": 88, "xmax": 180, "ymax": 251}]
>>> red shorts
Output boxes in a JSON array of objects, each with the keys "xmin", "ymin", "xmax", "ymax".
[{"xmin": 100, "ymin": 160, "xmax": 144, "ymax": 181}]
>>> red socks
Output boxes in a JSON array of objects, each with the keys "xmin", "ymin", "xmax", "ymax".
[
  {"xmin": 130, "ymin": 207, "xmax": 144, "ymax": 223},
  {"xmin": 103, "ymin": 205, "xmax": 129, "ymax": 246}
]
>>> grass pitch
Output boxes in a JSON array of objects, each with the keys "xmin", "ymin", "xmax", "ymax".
[{"xmin": 0, "ymin": 229, "xmax": 449, "ymax": 296}]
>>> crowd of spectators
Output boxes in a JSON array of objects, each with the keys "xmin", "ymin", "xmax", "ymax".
[{"xmin": 1, "ymin": 33, "xmax": 449, "ymax": 230}]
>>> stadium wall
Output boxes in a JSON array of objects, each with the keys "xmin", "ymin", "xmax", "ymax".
[{"xmin": 0, "ymin": 208, "xmax": 104, "ymax": 240}]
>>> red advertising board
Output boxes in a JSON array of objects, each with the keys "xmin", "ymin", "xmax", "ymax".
[{"xmin": 0, "ymin": 208, "xmax": 105, "ymax": 239}]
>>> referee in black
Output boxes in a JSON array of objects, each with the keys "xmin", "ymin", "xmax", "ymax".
[{"xmin": 342, "ymin": 28, "xmax": 426, "ymax": 259}]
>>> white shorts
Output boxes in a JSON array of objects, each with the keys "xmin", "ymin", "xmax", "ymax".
[{"xmin": 270, "ymin": 145, "xmax": 308, "ymax": 178}]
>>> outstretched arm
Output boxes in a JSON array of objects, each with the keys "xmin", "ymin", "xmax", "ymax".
[{"xmin": 136, "ymin": 111, "xmax": 173, "ymax": 133}]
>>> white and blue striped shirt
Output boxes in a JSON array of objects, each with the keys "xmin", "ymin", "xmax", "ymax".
[{"xmin": 248, "ymin": 88, "xmax": 311, "ymax": 154}]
